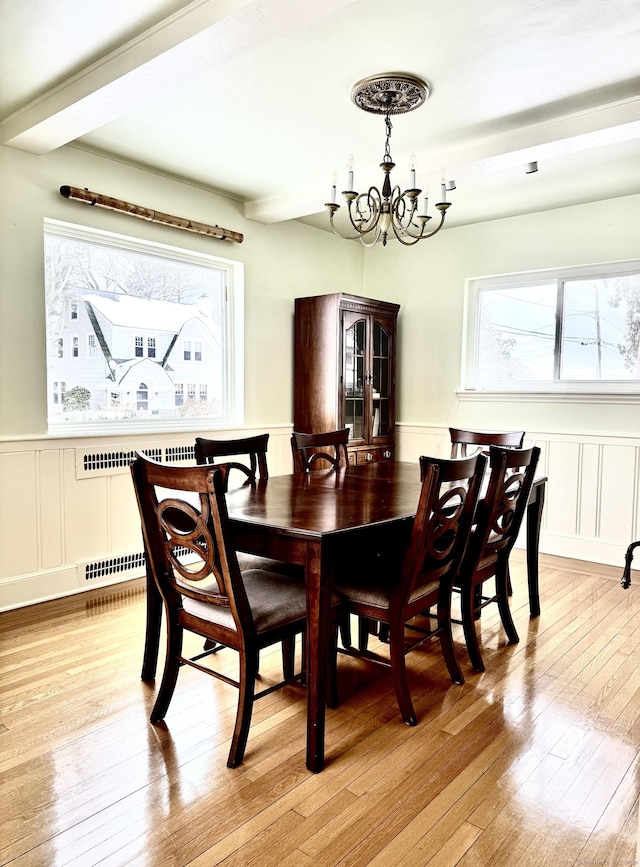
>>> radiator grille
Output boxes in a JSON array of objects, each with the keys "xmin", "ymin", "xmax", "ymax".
[
  {"xmin": 165, "ymin": 444, "xmax": 195, "ymax": 463},
  {"xmin": 78, "ymin": 443, "xmax": 194, "ymax": 477},
  {"xmin": 84, "ymin": 551, "xmax": 146, "ymax": 581},
  {"xmin": 82, "ymin": 448, "xmax": 162, "ymax": 472},
  {"xmin": 83, "ymin": 546, "xmax": 192, "ymax": 583}
]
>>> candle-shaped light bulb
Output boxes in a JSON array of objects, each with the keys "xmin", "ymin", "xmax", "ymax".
[
  {"xmin": 347, "ymin": 154, "xmax": 355, "ymax": 192},
  {"xmin": 330, "ymin": 171, "xmax": 337, "ymax": 203},
  {"xmin": 422, "ymin": 196, "xmax": 429, "ymax": 217},
  {"xmin": 409, "ymin": 152, "xmax": 417, "ymax": 189},
  {"xmin": 441, "ymin": 167, "xmax": 447, "ymax": 202}
]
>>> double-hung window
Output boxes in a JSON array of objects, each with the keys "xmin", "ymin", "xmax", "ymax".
[
  {"xmin": 463, "ymin": 261, "xmax": 640, "ymax": 396},
  {"xmin": 44, "ymin": 219, "xmax": 244, "ymax": 434}
]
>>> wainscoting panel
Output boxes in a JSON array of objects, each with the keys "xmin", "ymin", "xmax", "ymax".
[
  {"xmin": 600, "ymin": 444, "xmax": 638, "ymax": 544},
  {"xmin": 397, "ymin": 424, "xmax": 638, "ymax": 576},
  {"xmin": 0, "ymin": 450, "xmax": 38, "ymax": 578},
  {"xmin": 39, "ymin": 448, "xmax": 64, "ymax": 570},
  {"xmin": 1, "ymin": 426, "xmax": 637, "ymax": 611},
  {"xmin": 0, "ymin": 428, "xmax": 296, "ymax": 611},
  {"xmin": 579, "ymin": 443, "xmax": 600, "ymax": 540}
]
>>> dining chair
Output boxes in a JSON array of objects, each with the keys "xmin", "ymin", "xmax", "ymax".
[
  {"xmin": 130, "ymin": 451, "xmax": 308, "ymax": 768},
  {"xmin": 291, "ymin": 428, "xmax": 350, "ymax": 473},
  {"xmin": 454, "ymin": 443, "xmax": 540, "ymax": 672},
  {"xmin": 333, "ymin": 450, "xmax": 487, "ymax": 726},
  {"xmin": 194, "ymin": 433, "xmax": 269, "ymax": 488},
  {"xmin": 195, "ymin": 433, "xmax": 302, "ymax": 575},
  {"xmin": 449, "ymin": 427, "xmax": 525, "ymax": 458}
]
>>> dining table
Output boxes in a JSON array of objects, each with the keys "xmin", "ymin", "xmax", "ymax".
[
  {"xmin": 141, "ymin": 459, "xmax": 546, "ymax": 773},
  {"xmin": 224, "ymin": 460, "xmax": 546, "ymax": 772}
]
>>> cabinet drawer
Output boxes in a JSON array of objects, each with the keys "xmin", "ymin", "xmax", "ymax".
[{"xmin": 351, "ymin": 446, "xmax": 394, "ymax": 465}]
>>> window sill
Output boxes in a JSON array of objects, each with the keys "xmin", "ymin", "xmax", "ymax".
[{"xmin": 457, "ymin": 389, "xmax": 640, "ymax": 404}]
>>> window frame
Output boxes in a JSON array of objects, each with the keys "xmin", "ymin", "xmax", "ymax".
[
  {"xmin": 45, "ymin": 218, "xmax": 244, "ymax": 435},
  {"xmin": 462, "ymin": 259, "xmax": 640, "ymax": 401}
]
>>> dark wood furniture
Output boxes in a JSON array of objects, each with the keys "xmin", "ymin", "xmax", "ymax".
[
  {"xmin": 334, "ymin": 452, "xmax": 487, "ymax": 725},
  {"xmin": 223, "ymin": 464, "xmax": 422, "ymax": 772},
  {"xmin": 195, "ymin": 433, "xmax": 298, "ymax": 660},
  {"xmin": 294, "ymin": 293, "xmax": 399, "ymax": 466},
  {"xmin": 194, "ymin": 433, "xmax": 270, "ymax": 487},
  {"xmin": 449, "ymin": 427, "xmax": 525, "ymax": 458},
  {"xmin": 291, "ymin": 428, "xmax": 350, "ymax": 473},
  {"xmin": 140, "ymin": 460, "xmax": 547, "ymax": 772},
  {"xmin": 130, "ymin": 453, "xmax": 308, "ymax": 768},
  {"xmin": 454, "ymin": 444, "xmax": 541, "ymax": 672}
]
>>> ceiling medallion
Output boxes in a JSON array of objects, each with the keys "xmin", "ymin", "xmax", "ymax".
[
  {"xmin": 326, "ymin": 72, "xmax": 454, "ymax": 247},
  {"xmin": 350, "ymin": 73, "xmax": 429, "ymax": 115}
]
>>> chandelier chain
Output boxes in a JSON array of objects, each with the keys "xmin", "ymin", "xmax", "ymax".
[{"xmin": 384, "ymin": 114, "xmax": 393, "ymax": 164}]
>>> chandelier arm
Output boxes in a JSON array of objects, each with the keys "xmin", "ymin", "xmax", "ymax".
[
  {"xmin": 347, "ymin": 188, "xmax": 382, "ymax": 234},
  {"xmin": 359, "ymin": 228, "xmax": 382, "ymax": 248},
  {"xmin": 327, "ymin": 208, "xmax": 370, "ymax": 241},
  {"xmin": 393, "ymin": 206, "xmax": 447, "ymax": 243}
]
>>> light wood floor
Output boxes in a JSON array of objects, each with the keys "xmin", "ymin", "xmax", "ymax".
[{"xmin": 2, "ymin": 552, "xmax": 640, "ymax": 866}]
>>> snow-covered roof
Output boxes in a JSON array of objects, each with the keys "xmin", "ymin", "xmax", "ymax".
[{"xmin": 82, "ymin": 291, "xmax": 219, "ymax": 336}]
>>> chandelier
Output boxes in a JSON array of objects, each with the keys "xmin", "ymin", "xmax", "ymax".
[{"xmin": 325, "ymin": 73, "xmax": 454, "ymax": 247}]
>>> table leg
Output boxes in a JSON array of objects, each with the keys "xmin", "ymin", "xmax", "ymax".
[
  {"xmin": 304, "ymin": 538, "xmax": 334, "ymax": 773},
  {"xmin": 526, "ymin": 481, "xmax": 545, "ymax": 618},
  {"xmin": 141, "ymin": 559, "xmax": 162, "ymax": 681}
]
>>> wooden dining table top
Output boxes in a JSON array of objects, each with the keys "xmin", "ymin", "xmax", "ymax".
[{"xmin": 224, "ymin": 460, "xmax": 424, "ymax": 537}]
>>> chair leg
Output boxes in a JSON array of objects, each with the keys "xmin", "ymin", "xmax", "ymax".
[
  {"xmin": 388, "ymin": 621, "xmax": 417, "ymax": 726},
  {"xmin": 227, "ymin": 649, "xmax": 258, "ymax": 768},
  {"xmin": 150, "ymin": 624, "xmax": 183, "ymax": 722},
  {"xmin": 461, "ymin": 582, "xmax": 486, "ymax": 673},
  {"xmin": 377, "ymin": 621, "xmax": 390, "ymax": 643},
  {"xmin": 358, "ymin": 616, "xmax": 371, "ymax": 651},
  {"xmin": 327, "ymin": 621, "xmax": 339, "ymax": 709},
  {"xmin": 338, "ymin": 609, "xmax": 353, "ymax": 650},
  {"xmin": 282, "ymin": 635, "xmax": 295, "ymax": 680},
  {"xmin": 496, "ymin": 567, "xmax": 520, "ymax": 644},
  {"xmin": 437, "ymin": 599, "xmax": 464, "ymax": 685},
  {"xmin": 141, "ymin": 562, "xmax": 162, "ymax": 681}
]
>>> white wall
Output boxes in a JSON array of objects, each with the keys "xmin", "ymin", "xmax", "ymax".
[
  {"xmin": 362, "ymin": 194, "xmax": 640, "ymax": 435},
  {"xmin": 364, "ymin": 195, "xmax": 640, "ymax": 582},
  {"xmin": 0, "ymin": 143, "xmax": 365, "ymax": 438},
  {"xmin": 2, "ymin": 138, "xmax": 640, "ymax": 610}
]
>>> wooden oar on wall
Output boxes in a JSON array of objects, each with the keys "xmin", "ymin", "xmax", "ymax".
[{"xmin": 59, "ymin": 185, "xmax": 244, "ymax": 244}]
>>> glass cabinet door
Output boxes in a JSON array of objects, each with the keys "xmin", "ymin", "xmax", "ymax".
[
  {"xmin": 372, "ymin": 320, "xmax": 391, "ymax": 438},
  {"xmin": 344, "ymin": 317, "xmax": 365, "ymax": 440}
]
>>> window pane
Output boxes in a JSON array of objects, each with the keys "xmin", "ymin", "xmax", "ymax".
[
  {"xmin": 44, "ymin": 220, "xmax": 241, "ymax": 432},
  {"xmin": 477, "ymin": 284, "xmax": 556, "ymax": 384},
  {"xmin": 561, "ymin": 274, "xmax": 640, "ymax": 380}
]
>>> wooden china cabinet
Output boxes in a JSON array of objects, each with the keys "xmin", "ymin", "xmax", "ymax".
[{"xmin": 293, "ymin": 293, "xmax": 400, "ymax": 465}]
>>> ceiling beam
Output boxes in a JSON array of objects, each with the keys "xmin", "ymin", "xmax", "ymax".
[
  {"xmin": 245, "ymin": 95, "xmax": 640, "ymax": 223},
  {"xmin": 0, "ymin": 0, "xmax": 356, "ymax": 154}
]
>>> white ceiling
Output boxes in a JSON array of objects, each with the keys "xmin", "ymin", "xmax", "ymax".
[{"xmin": 2, "ymin": 0, "xmax": 639, "ymax": 232}]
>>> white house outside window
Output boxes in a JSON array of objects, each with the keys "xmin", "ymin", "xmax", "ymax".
[{"xmin": 44, "ymin": 219, "xmax": 244, "ymax": 435}]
